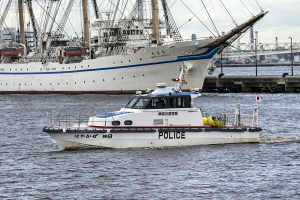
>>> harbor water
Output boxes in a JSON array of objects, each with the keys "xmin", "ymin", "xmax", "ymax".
[{"xmin": 1, "ymin": 66, "xmax": 300, "ymax": 199}]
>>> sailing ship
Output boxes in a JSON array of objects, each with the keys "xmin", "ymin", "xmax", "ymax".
[{"xmin": 0, "ymin": 0, "xmax": 267, "ymax": 94}]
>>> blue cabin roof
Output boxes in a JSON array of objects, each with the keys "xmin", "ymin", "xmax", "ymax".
[{"xmin": 136, "ymin": 92, "xmax": 199, "ymax": 98}]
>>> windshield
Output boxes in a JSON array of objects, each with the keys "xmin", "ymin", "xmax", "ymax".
[
  {"xmin": 125, "ymin": 98, "xmax": 138, "ymax": 108},
  {"xmin": 132, "ymin": 98, "xmax": 149, "ymax": 109}
]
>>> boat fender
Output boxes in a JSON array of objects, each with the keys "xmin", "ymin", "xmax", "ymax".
[
  {"xmin": 203, "ymin": 117, "xmax": 208, "ymax": 125},
  {"xmin": 207, "ymin": 116, "xmax": 214, "ymax": 126}
]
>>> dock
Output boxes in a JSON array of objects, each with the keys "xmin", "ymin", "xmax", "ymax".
[
  {"xmin": 215, "ymin": 63, "xmax": 300, "ymax": 67},
  {"xmin": 203, "ymin": 74, "xmax": 300, "ymax": 93}
]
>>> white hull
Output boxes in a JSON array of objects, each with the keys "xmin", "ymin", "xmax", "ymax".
[
  {"xmin": 0, "ymin": 39, "xmax": 218, "ymax": 93},
  {"xmin": 46, "ymin": 129, "xmax": 259, "ymax": 149}
]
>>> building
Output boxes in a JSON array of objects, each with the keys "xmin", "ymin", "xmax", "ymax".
[
  {"xmin": 1, "ymin": 27, "xmax": 16, "ymax": 42},
  {"xmin": 191, "ymin": 34, "xmax": 196, "ymax": 41},
  {"xmin": 16, "ymin": 31, "xmax": 35, "ymax": 52},
  {"xmin": 0, "ymin": 27, "xmax": 35, "ymax": 52}
]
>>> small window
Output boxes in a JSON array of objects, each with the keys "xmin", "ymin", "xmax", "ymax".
[
  {"xmin": 148, "ymin": 98, "xmax": 168, "ymax": 109},
  {"xmin": 112, "ymin": 121, "xmax": 120, "ymax": 126},
  {"xmin": 170, "ymin": 98, "xmax": 177, "ymax": 108},
  {"xmin": 178, "ymin": 97, "xmax": 186, "ymax": 107},
  {"xmin": 131, "ymin": 30, "xmax": 136, "ymax": 35},
  {"xmin": 124, "ymin": 120, "xmax": 133, "ymax": 125},
  {"xmin": 123, "ymin": 30, "xmax": 126, "ymax": 35}
]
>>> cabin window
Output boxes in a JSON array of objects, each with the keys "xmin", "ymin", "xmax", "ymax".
[
  {"xmin": 136, "ymin": 30, "xmax": 139, "ymax": 34},
  {"xmin": 178, "ymin": 97, "xmax": 186, "ymax": 107},
  {"xmin": 125, "ymin": 98, "xmax": 138, "ymax": 108},
  {"xmin": 170, "ymin": 98, "xmax": 177, "ymax": 108},
  {"xmin": 123, "ymin": 30, "xmax": 126, "ymax": 35},
  {"xmin": 132, "ymin": 98, "xmax": 149, "ymax": 109},
  {"xmin": 170, "ymin": 97, "xmax": 186, "ymax": 108},
  {"xmin": 112, "ymin": 121, "xmax": 120, "ymax": 126},
  {"xmin": 127, "ymin": 30, "xmax": 130, "ymax": 35},
  {"xmin": 147, "ymin": 98, "xmax": 168, "ymax": 109},
  {"xmin": 131, "ymin": 30, "xmax": 136, "ymax": 35},
  {"xmin": 140, "ymin": 30, "xmax": 143, "ymax": 35},
  {"xmin": 124, "ymin": 120, "xmax": 133, "ymax": 125}
]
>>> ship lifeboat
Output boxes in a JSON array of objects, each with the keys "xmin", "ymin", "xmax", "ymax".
[
  {"xmin": 64, "ymin": 47, "xmax": 87, "ymax": 57},
  {"xmin": 0, "ymin": 48, "xmax": 23, "ymax": 58}
]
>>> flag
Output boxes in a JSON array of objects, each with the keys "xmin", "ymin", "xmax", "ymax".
[{"xmin": 256, "ymin": 95, "xmax": 261, "ymax": 102}]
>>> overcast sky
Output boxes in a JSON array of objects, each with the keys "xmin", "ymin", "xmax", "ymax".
[
  {"xmin": 169, "ymin": 0, "xmax": 300, "ymax": 44},
  {"xmin": 1, "ymin": 0, "xmax": 298, "ymax": 45}
]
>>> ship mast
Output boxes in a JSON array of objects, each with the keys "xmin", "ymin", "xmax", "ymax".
[
  {"xmin": 18, "ymin": 0, "xmax": 25, "ymax": 45},
  {"xmin": 151, "ymin": 0, "xmax": 160, "ymax": 45},
  {"xmin": 82, "ymin": 0, "xmax": 89, "ymax": 47}
]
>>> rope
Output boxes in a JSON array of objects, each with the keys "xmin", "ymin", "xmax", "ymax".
[
  {"xmin": 240, "ymin": 0, "xmax": 254, "ymax": 16},
  {"xmin": 33, "ymin": 0, "xmax": 80, "ymax": 47},
  {"xmin": 180, "ymin": 0, "xmax": 216, "ymax": 38},
  {"xmin": 200, "ymin": 0, "xmax": 220, "ymax": 36},
  {"xmin": 176, "ymin": 0, "xmax": 213, "ymax": 32},
  {"xmin": 219, "ymin": 0, "xmax": 237, "ymax": 26},
  {"xmin": 255, "ymin": 0, "xmax": 263, "ymax": 11}
]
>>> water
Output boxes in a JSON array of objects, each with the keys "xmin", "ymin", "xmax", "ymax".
[{"xmin": 1, "ymin": 92, "xmax": 300, "ymax": 199}]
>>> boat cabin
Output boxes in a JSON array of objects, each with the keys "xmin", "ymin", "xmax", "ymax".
[{"xmin": 125, "ymin": 93, "xmax": 192, "ymax": 109}]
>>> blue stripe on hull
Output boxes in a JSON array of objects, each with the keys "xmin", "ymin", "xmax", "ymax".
[{"xmin": 0, "ymin": 47, "xmax": 219, "ymax": 75}]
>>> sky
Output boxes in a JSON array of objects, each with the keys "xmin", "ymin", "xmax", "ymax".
[
  {"xmin": 168, "ymin": 0, "xmax": 300, "ymax": 44},
  {"xmin": 0, "ymin": 0, "xmax": 299, "ymax": 45}
]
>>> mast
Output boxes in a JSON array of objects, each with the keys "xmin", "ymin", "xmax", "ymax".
[
  {"xmin": 138, "ymin": 0, "xmax": 143, "ymax": 20},
  {"xmin": 151, "ymin": 0, "xmax": 160, "ymax": 44},
  {"xmin": 82, "ymin": 0, "xmax": 89, "ymax": 47},
  {"xmin": 18, "ymin": 0, "xmax": 25, "ymax": 45},
  {"xmin": 161, "ymin": 0, "xmax": 169, "ymax": 35}
]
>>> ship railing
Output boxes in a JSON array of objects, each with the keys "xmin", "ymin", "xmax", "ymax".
[
  {"xmin": 227, "ymin": 114, "xmax": 254, "ymax": 127},
  {"xmin": 202, "ymin": 113, "xmax": 254, "ymax": 127},
  {"xmin": 45, "ymin": 111, "xmax": 129, "ymax": 129},
  {"xmin": 45, "ymin": 112, "xmax": 96, "ymax": 129}
]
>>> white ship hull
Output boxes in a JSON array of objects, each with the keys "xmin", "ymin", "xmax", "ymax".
[
  {"xmin": 0, "ymin": 39, "xmax": 218, "ymax": 93},
  {"xmin": 46, "ymin": 129, "xmax": 260, "ymax": 149}
]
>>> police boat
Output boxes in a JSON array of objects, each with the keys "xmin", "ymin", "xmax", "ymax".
[{"xmin": 43, "ymin": 67, "xmax": 262, "ymax": 149}]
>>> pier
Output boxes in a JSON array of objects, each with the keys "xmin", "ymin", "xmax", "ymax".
[
  {"xmin": 216, "ymin": 63, "xmax": 300, "ymax": 67},
  {"xmin": 203, "ymin": 74, "xmax": 300, "ymax": 93}
]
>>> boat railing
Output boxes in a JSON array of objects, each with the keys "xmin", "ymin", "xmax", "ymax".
[
  {"xmin": 45, "ymin": 112, "xmax": 96, "ymax": 129},
  {"xmin": 203, "ymin": 113, "xmax": 254, "ymax": 127},
  {"xmin": 45, "ymin": 111, "xmax": 130, "ymax": 128}
]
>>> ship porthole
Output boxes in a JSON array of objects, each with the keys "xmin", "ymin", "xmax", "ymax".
[
  {"xmin": 124, "ymin": 120, "xmax": 132, "ymax": 125},
  {"xmin": 112, "ymin": 121, "xmax": 120, "ymax": 126}
]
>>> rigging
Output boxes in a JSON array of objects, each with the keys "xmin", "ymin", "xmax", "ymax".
[
  {"xmin": 240, "ymin": 0, "xmax": 253, "ymax": 16},
  {"xmin": 180, "ymin": 0, "xmax": 216, "ymax": 38},
  {"xmin": 200, "ymin": 0, "xmax": 220, "ymax": 36},
  {"xmin": 219, "ymin": 0, "xmax": 237, "ymax": 26}
]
